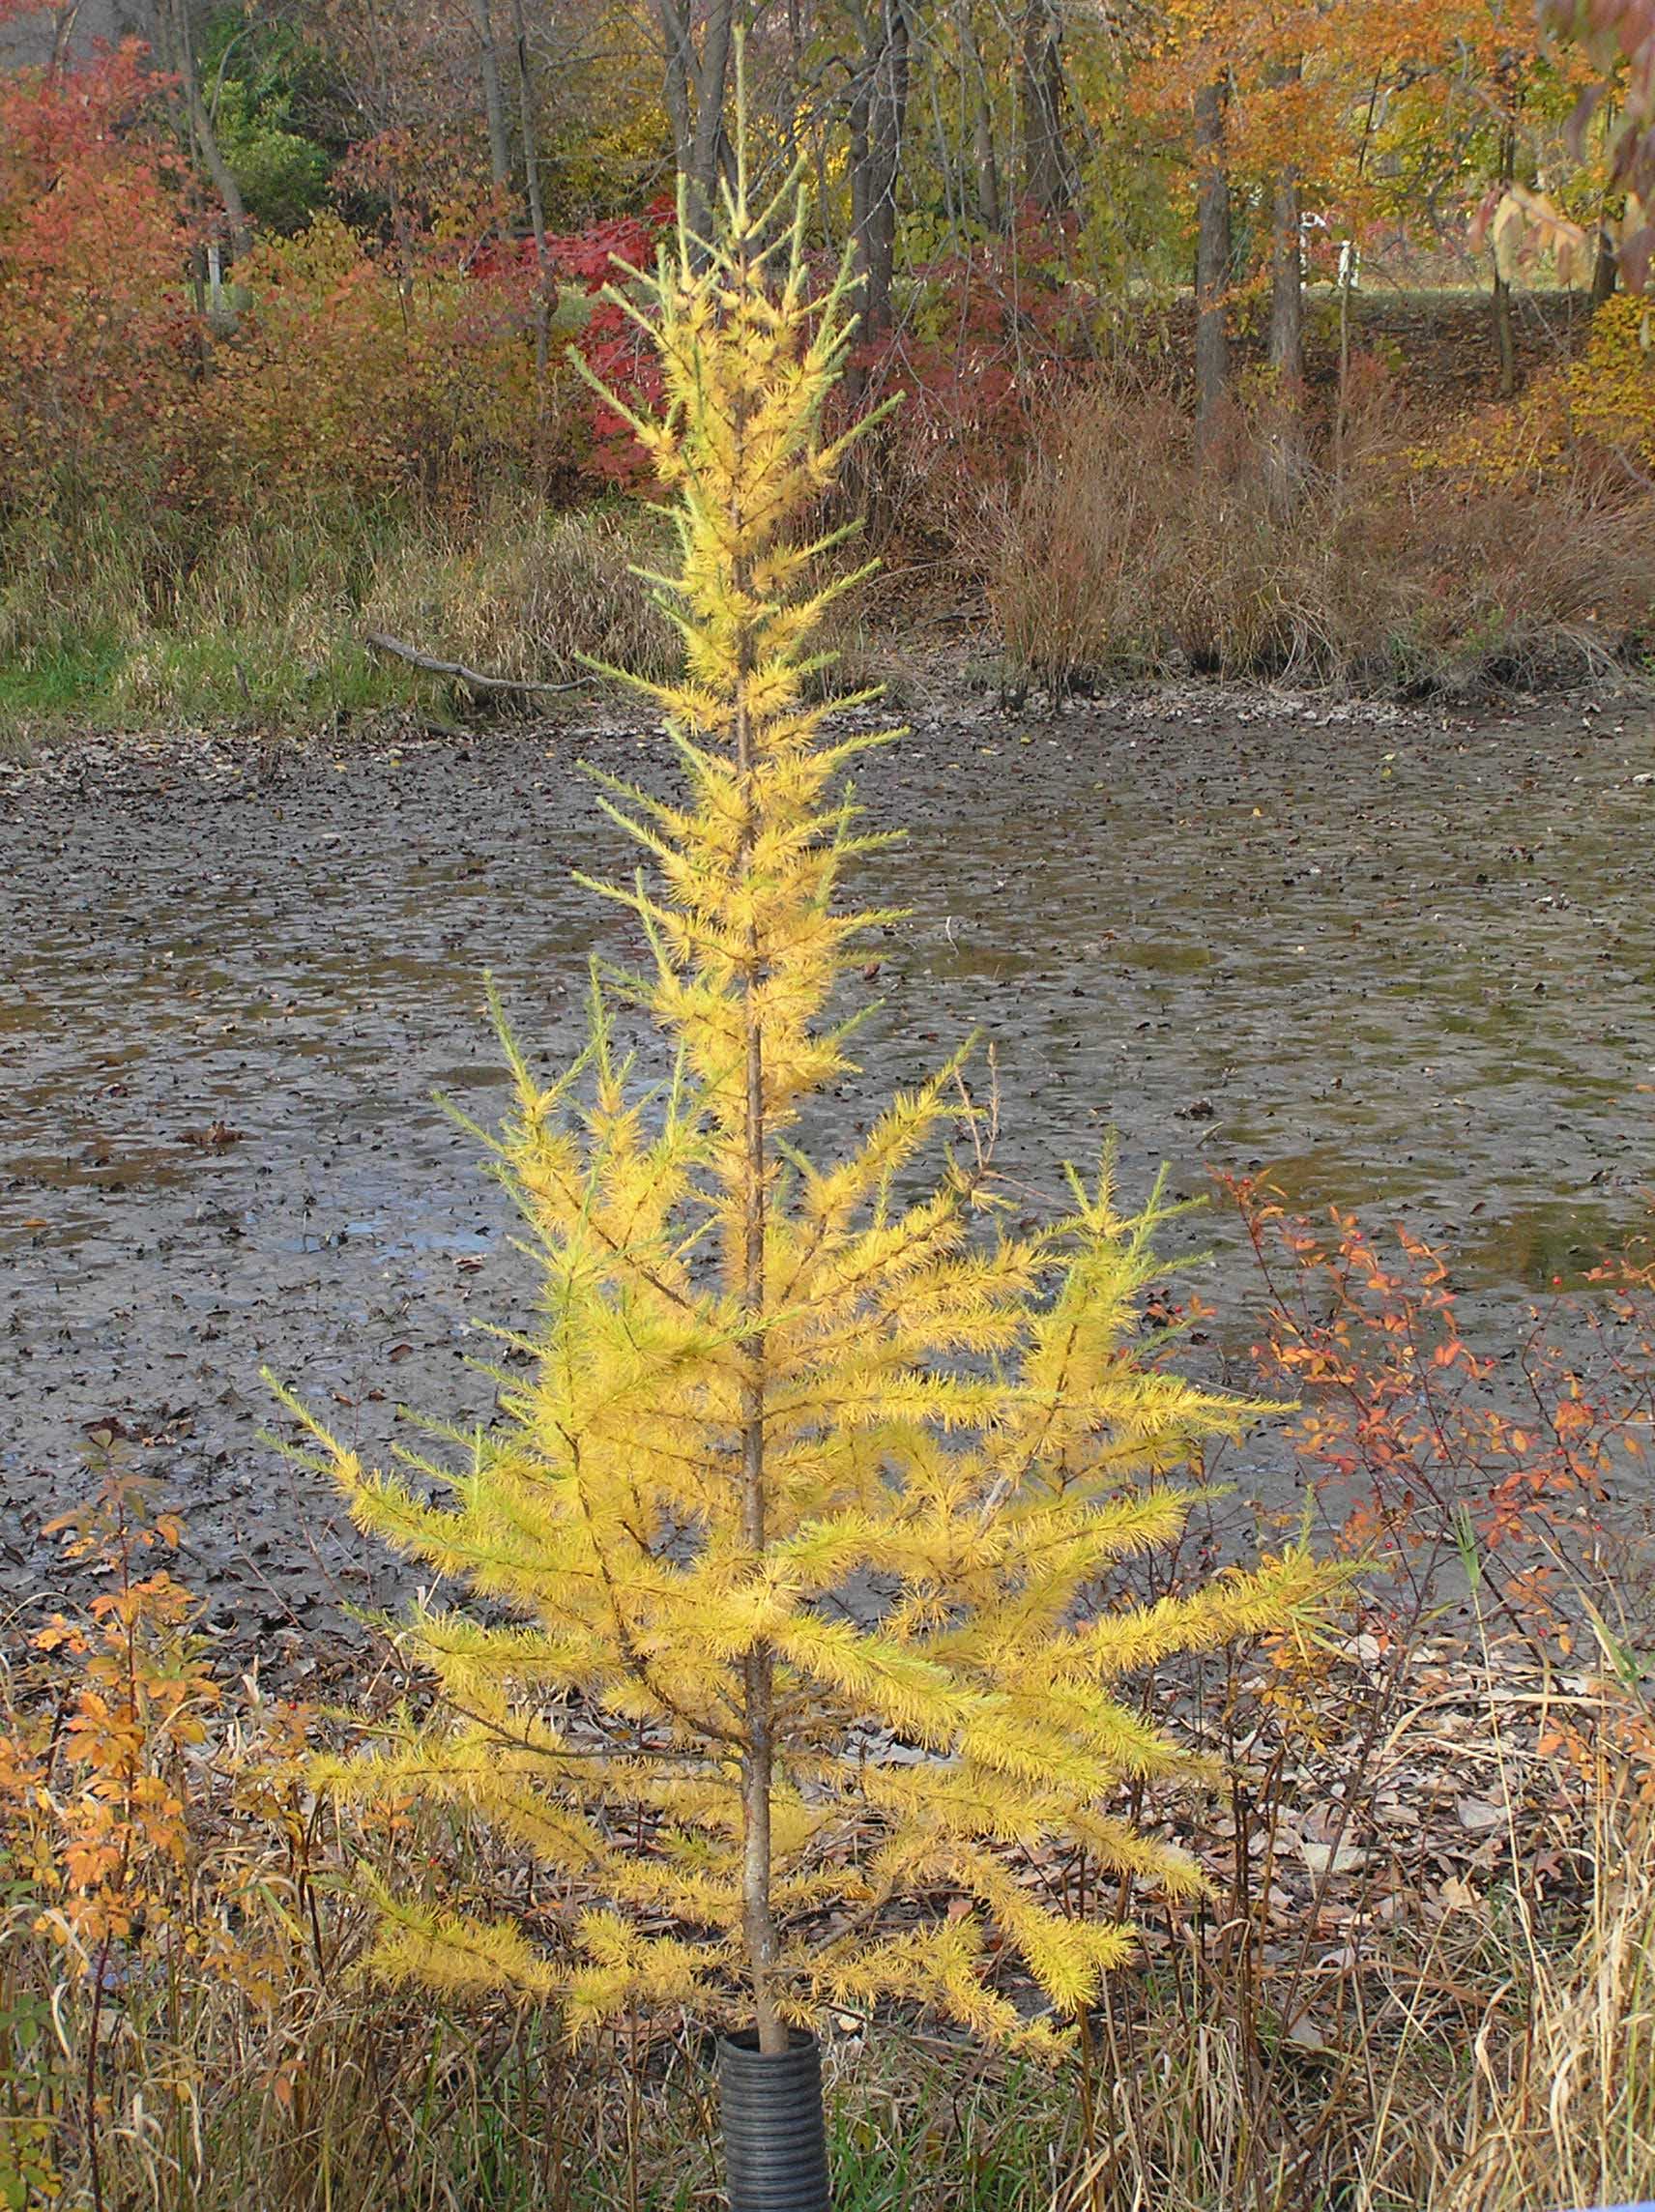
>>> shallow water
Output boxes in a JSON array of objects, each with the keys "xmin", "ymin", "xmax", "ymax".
[{"xmin": 3, "ymin": 693, "xmax": 1652, "ymax": 1639}]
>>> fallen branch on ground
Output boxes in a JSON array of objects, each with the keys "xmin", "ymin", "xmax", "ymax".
[{"xmin": 364, "ymin": 632, "xmax": 586, "ymax": 696}]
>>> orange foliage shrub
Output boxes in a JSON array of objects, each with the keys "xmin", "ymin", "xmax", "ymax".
[
  {"xmin": 200, "ymin": 213, "xmax": 543, "ymax": 514},
  {"xmin": 0, "ymin": 1469, "xmax": 307, "ymax": 1991},
  {"xmin": 0, "ymin": 49, "xmax": 567, "ymax": 545},
  {"xmin": 1233, "ymin": 1177, "xmax": 1655, "ymax": 1629},
  {"xmin": 0, "ymin": 45, "xmax": 199, "ymax": 522},
  {"xmin": 0, "ymin": 1472, "xmax": 322, "ymax": 2202}
]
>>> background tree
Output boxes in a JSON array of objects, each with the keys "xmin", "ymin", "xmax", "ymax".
[
  {"xmin": 848, "ymin": 0, "xmax": 912, "ymax": 332},
  {"xmin": 655, "ymin": 0, "xmax": 733, "ymax": 244},
  {"xmin": 1193, "ymin": 69, "xmax": 1231, "ymax": 438}
]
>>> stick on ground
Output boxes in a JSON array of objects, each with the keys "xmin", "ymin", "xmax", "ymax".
[{"xmin": 364, "ymin": 632, "xmax": 585, "ymax": 696}]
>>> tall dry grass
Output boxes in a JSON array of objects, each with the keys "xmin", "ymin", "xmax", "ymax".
[
  {"xmin": 0, "ymin": 497, "xmax": 678, "ymax": 739},
  {"xmin": 362, "ymin": 496, "xmax": 680, "ymax": 699},
  {"xmin": 7, "ymin": 1514, "xmax": 1654, "ymax": 2211},
  {"xmin": 985, "ymin": 383, "xmax": 1655, "ymax": 697},
  {"xmin": 1437, "ymin": 1681, "xmax": 1655, "ymax": 2212}
]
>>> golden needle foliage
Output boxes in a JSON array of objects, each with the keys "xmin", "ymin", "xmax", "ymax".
[{"xmin": 275, "ymin": 109, "xmax": 1339, "ymax": 2055}]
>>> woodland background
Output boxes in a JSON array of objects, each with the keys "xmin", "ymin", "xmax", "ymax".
[{"xmin": 3, "ymin": 0, "xmax": 1655, "ymax": 728}]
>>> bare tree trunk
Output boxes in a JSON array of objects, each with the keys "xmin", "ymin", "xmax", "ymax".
[
  {"xmin": 471, "ymin": 0, "xmax": 513, "ymax": 191},
  {"xmin": 1492, "ymin": 104, "xmax": 1518, "ymax": 398},
  {"xmin": 1263, "ymin": 163, "xmax": 1304, "ymax": 502},
  {"xmin": 655, "ymin": 0, "xmax": 734, "ymax": 250},
  {"xmin": 785, "ymin": 0, "xmax": 836, "ymax": 252},
  {"xmin": 1591, "ymin": 215, "xmax": 1619, "ymax": 305},
  {"xmin": 1265, "ymin": 59, "xmax": 1303, "ymax": 393},
  {"xmin": 168, "ymin": 0, "xmax": 252, "ymax": 261},
  {"xmin": 1020, "ymin": 0, "xmax": 1073, "ymax": 215},
  {"xmin": 850, "ymin": 0, "xmax": 911, "ymax": 336},
  {"xmin": 658, "ymin": 0, "xmax": 694, "ymax": 183},
  {"xmin": 1194, "ymin": 73, "xmax": 1231, "ymax": 448},
  {"xmin": 48, "ymin": 3, "xmax": 80, "ymax": 80},
  {"xmin": 509, "ymin": 0, "xmax": 552, "ymax": 453},
  {"xmin": 360, "ymin": 0, "xmax": 416, "ymax": 309},
  {"xmin": 690, "ymin": 0, "xmax": 734, "ymax": 238},
  {"xmin": 510, "ymin": 0, "xmax": 547, "ymax": 251},
  {"xmin": 1493, "ymin": 268, "xmax": 1517, "ymax": 395},
  {"xmin": 1267, "ymin": 170, "xmax": 1302, "ymax": 385},
  {"xmin": 955, "ymin": 0, "xmax": 1002, "ymax": 232}
]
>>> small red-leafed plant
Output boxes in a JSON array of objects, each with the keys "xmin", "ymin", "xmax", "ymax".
[{"xmin": 1231, "ymin": 1175, "xmax": 1655, "ymax": 1640}]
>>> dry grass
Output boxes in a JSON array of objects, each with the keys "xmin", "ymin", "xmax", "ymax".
[
  {"xmin": 0, "ymin": 498, "xmax": 680, "ymax": 738},
  {"xmin": 985, "ymin": 382, "xmax": 1655, "ymax": 697},
  {"xmin": 363, "ymin": 496, "xmax": 680, "ymax": 702},
  {"xmin": 1437, "ymin": 1734, "xmax": 1655, "ymax": 2210},
  {"xmin": 7, "ymin": 1582, "xmax": 1654, "ymax": 2211}
]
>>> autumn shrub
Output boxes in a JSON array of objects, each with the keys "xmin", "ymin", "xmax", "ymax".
[
  {"xmin": 987, "ymin": 377, "xmax": 1655, "ymax": 695},
  {"xmin": 1056, "ymin": 1197, "xmax": 1655, "ymax": 2212},
  {"xmin": 1435, "ymin": 291, "xmax": 1655, "ymax": 489},
  {"xmin": 197, "ymin": 213, "xmax": 545, "ymax": 514},
  {"xmin": 0, "ymin": 46, "xmax": 200, "ymax": 532},
  {"xmin": 1234, "ymin": 1181, "xmax": 1655, "ymax": 1624},
  {"xmin": 819, "ymin": 218, "xmax": 1095, "ymax": 555}
]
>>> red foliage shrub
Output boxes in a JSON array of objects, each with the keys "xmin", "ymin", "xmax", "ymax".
[
  {"xmin": 543, "ymin": 202, "xmax": 674, "ymax": 484},
  {"xmin": 0, "ymin": 44, "xmax": 199, "ymax": 521},
  {"xmin": 1231, "ymin": 1175, "xmax": 1655, "ymax": 1635},
  {"xmin": 831, "ymin": 216, "xmax": 1095, "ymax": 544}
]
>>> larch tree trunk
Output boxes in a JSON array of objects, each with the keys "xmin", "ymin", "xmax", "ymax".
[
  {"xmin": 727, "ymin": 223, "xmax": 784, "ymax": 2052},
  {"xmin": 1020, "ymin": 0, "xmax": 1073, "ymax": 214},
  {"xmin": 1194, "ymin": 73, "xmax": 1231, "ymax": 449}
]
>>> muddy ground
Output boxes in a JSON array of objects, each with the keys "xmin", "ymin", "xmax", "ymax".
[{"xmin": 4, "ymin": 688, "xmax": 1653, "ymax": 1656}]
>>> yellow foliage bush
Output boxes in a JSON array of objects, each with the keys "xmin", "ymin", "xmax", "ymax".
[
  {"xmin": 1431, "ymin": 293, "xmax": 1655, "ymax": 485},
  {"xmin": 1566, "ymin": 293, "xmax": 1655, "ymax": 467}
]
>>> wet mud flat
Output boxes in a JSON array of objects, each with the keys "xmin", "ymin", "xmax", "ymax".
[{"xmin": 3, "ymin": 690, "xmax": 1653, "ymax": 1651}]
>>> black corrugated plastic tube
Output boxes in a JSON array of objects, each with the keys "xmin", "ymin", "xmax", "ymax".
[{"xmin": 716, "ymin": 2028, "xmax": 830, "ymax": 2212}]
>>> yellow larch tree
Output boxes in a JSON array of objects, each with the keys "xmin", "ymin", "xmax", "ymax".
[{"xmin": 274, "ymin": 98, "xmax": 1339, "ymax": 2062}]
